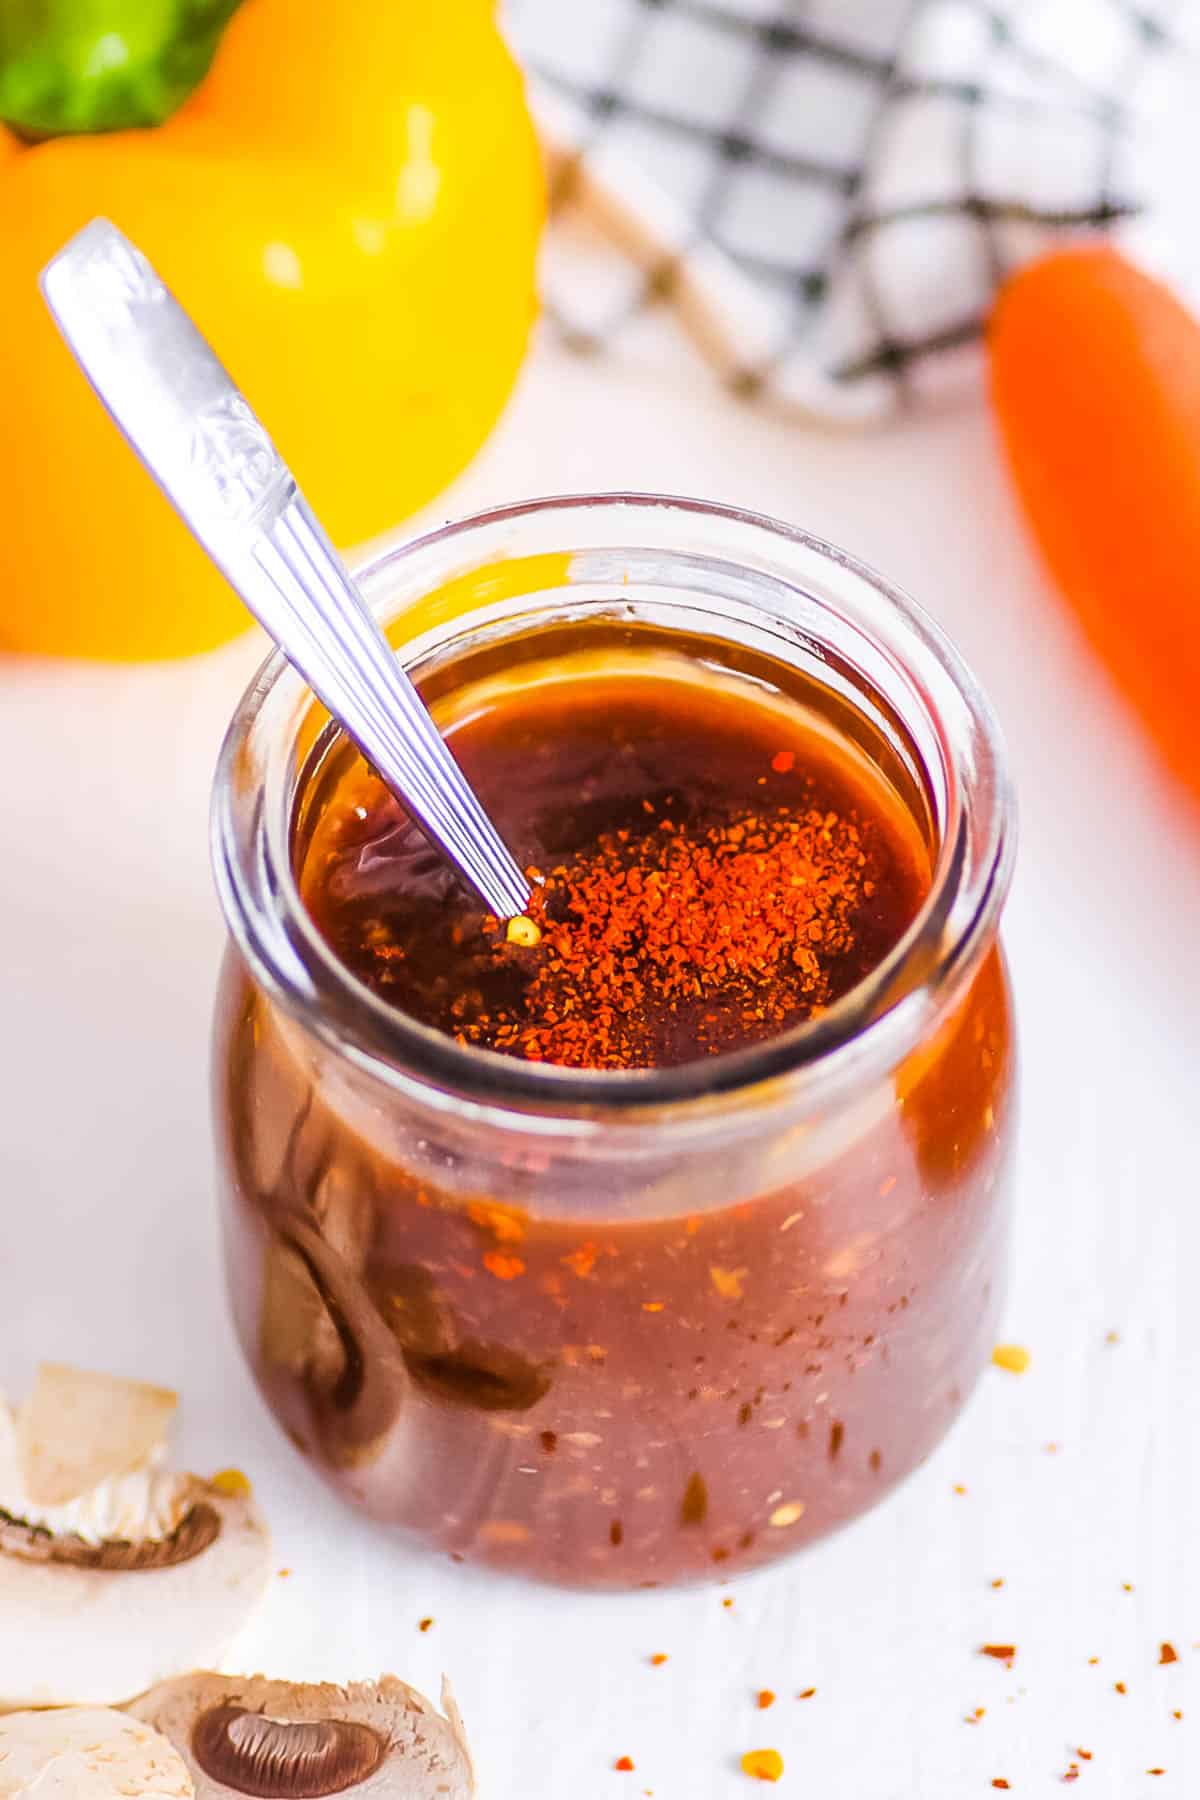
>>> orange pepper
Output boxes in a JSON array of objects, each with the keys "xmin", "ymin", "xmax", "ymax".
[
  {"xmin": 0, "ymin": 0, "xmax": 543, "ymax": 659},
  {"xmin": 989, "ymin": 244, "xmax": 1200, "ymax": 802}
]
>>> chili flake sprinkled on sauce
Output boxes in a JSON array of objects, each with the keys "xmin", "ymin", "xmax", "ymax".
[
  {"xmin": 302, "ymin": 669, "xmax": 929, "ymax": 1076},
  {"xmin": 991, "ymin": 1344, "xmax": 1030, "ymax": 1374},
  {"xmin": 467, "ymin": 801, "xmax": 881, "ymax": 1069}
]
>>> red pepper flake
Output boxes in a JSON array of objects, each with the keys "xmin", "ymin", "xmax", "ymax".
[
  {"xmin": 642, "ymin": 1301, "xmax": 666, "ymax": 1313},
  {"xmin": 771, "ymin": 750, "xmax": 795, "ymax": 773},
  {"xmin": 990, "ymin": 1578, "xmax": 1005, "ymax": 1589},
  {"xmin": 418, "ymin": 1617, "xmax": 434, "ymax": 1633},
  {"xmin": 1172, "ymin": 1711, "xmax": 1183, "ymax": 1721},
  {"xmin": 723, "ymin": 1597, "xmax": 735, "ymax": 1610},
  {"xmin": 1115, "ymin": 1682, "xmax": 1127, "ymax": 1695},
  {"xmin": 562, "ymin": 1243, "xmax": 598, "ymax": 1279},
  {"xmin": 1076, "ymin": 1750, "xmax": 1092, "ymax": 1761},
  {"xmin": 981, "ymin": 1645, "xmax": 1017, "ymax": 1663},
  {"xmin": 992, "ymin": 1782, "xmax": 1010, "ymax": 1791},
  {"xmin": 482, "ymin": 1250, "xmax": 525, "ymax": 1281},
  {"xmin": 1160, "ymin": 1642, "xmax": 1178, "ymax": 1664},
  {"xmin": 756, "ymin": 1690, "xmax": 776, "ymax": 1710},
  {"xmin": 614, "ymin": 1757, "xmax": 635, "ymax": 1773},
  {"xmin": 276, "ymin": 1567, "xmax": 291, "ymax": 1579},
  {"xmin": 798, "ymin": 1688, "xmax": 817, "ymax": 1701},
  {"xmin": 952, "ymin": 1484, "xmax": 968, "ymax": 1496},
  {"xmin": 741, "ymin": 1749, "xmax": 784, "ymax": 1783},
  {"xmin": 455, "ymin": 798, "xmax": 879, "ymax": 1069},
  {"xmin": 1062, "ymin": 1769, "xmax": 1079, "ymax": 1784},
  {"xmin": 649, "ymin": 1654, "xmax": 669, "ymax": 1667},
  {"xmin": 964, "ymin": 1708, "xmax": 986, "ymax": 1725},
  {"xmin": 1087, "ymin": 1658, "xmax": 1100, "ymax": 1666},
  {"xmin": 466, "ymin": 1199, "xmax": 528, "ymax": 1243},
  {"xmin": 1148, "ymin": 1770, "xmax": 1165, "ymax": 1777},
  {"xmin": 1121, "ymin": 1582, "xmax": 1134, "ymax": 1593}
]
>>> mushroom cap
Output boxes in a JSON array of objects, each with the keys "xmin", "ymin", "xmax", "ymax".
[
  {"xmin": 0, "ymin": 1482, "xmax": 271, "ymax": 1709},
  {"xmin": 0, "ymin": 1706, "xmax": 193, "ymax": 1797},
  {"xmin": 16, "ymin": 1364, "xmax": 178, "ymax": 1508},
  {"xmin": 128, "ymin": 1673, "xmax": 474, "ymax": 1799}
]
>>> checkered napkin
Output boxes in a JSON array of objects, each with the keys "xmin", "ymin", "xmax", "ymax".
[{"xmin": 504, "ymin": 0, "xmax": 1183, "ymax": 420}]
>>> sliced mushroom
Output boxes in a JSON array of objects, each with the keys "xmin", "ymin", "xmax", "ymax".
[
  {"xmin": 128, "ymin": 1673, "xmax": 474, "ymax": 1799},
  {"xmin": 270, "ymin": 1222, "xmax": 409, "ymax": 1471},
  {"xmin": 0, "ymin": 1706, "xmax": 194, "ymax": 1797},
  {"xmin": 17, "ymin": 1362, "xmax": 178, "ymax": 1508},
  {"xmin": 0, "ymin": 1370, "xmax": 271, "ymax": 1709}
]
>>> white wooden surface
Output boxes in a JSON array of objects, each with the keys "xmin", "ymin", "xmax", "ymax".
[{"xmin": 4, "ymin": 91, "xmax": 1200, "ymax": 1797}]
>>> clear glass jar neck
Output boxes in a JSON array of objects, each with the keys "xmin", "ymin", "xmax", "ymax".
[{"xmin": 212, "ymin": 493, "xmax": 1015, "ymax": 1138}]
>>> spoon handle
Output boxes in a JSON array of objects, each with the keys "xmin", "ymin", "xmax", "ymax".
[{"xmin": 40, "ymin": 218, "xmax": 530, "ymax": 920}]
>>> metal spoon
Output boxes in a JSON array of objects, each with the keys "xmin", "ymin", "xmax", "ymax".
[{"xmin": 40, "ymin": 218, "xmax": 531, "ymax": 920}]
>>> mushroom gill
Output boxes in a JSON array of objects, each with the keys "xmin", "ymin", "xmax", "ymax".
[
  {"xmin": 128, "ymin": 1674, "xmax": 474, "ymax": 1800},
  {"xmin": 192, "ymin": 1706, "xmax": 384, "ymax": 1796}
]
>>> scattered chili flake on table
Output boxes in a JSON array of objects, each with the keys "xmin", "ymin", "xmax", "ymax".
[
  {"xmin": 992, "ymin": 1781, "xmax": 1010, "ymax": 1790},
  {"xmin": 1172, "ymin": 1711, "xmax": 1183, "ymax": 1721},
  {"xmin": 418, "ymin": 1617, "xmax": 434, "ymax": 1633},
  {"xmin": 1105, "ymin": 1329, "xmax": 1120, "ymax": 1345},
  {"xmin": 649, "ymin": 1654, "xmax": 669, "ymax": 1667},
  {"xmin": 1062, "ymin": 1767, "xmax": 1079, "ymax": 1784},
  {"xmin": 1148, "ymin": 1769, "xmax": 1165, "ymax": 1777},
  {"xmin": 964, "ymin": 1708, "xmax": 986, "ymax": 1725},
  {"xmin": 798, "ymin": 1688, "xmax": 817, "ymax": 1701},
  {"xmin": 991, "ymin": 1344, "xmax": 1031, "ymax": 1374},
  {"xmin": 1121, "ymin": 1582, "xmax": 1134, "ymax": 1593},
  {"xmin": 953, "ymin": 1483, "xmax": 968, "ymax": 1496},
  {"xmin": 990, "ymin": 1578, "xmax": 1006, "ymax": 1589},
  {"xmin": 723, "ymin": 1597, "xmax": 735, "ymax": 1610},
  {"xmin": 1114, "ymin": 1682, "xmax": 1127, "ymax": 1695},
  {"xmin": 756, "ymin": 1690, "xmax": 776, "ymax": 1710},
  {"xmin": 741, "ymin": 1749, "xmax": 784, "ymax": 1782},
  {"xmin": 1160, "ymin": 1642, "xmax": 1178, "ymax": 1664},
  {"xmin": 614, "ymin": 1757, "xmax": 635, "ymax": 1772},
  {"xmin": 981, "ymin": 1645, "xmax": 1017, "ymax": 1663},
  {"xmin": 276, "ymin": 1568, "xmax": 291, "ymax": 1579},
  {"xmin": 1076, "ymin": 1750, "xmax": 1092, "ymax": 1761},
  {"xmin": 1087, "ymin": 1658, "xmax": 1100, "ymax": 1667}
]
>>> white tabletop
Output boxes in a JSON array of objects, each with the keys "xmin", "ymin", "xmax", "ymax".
[{"xmin": 4, "ymin": 110, "xmax": 1200, "ymax": 1794}]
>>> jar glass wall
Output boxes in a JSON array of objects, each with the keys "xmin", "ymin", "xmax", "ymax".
[{"xmin": 211, "ymin": 495, "xmax": 1017, "ymax": 1590}]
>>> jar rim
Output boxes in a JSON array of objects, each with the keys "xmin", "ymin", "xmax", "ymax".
[{"xmin": 211, "ymin": 492, "xmax": 1016, "ymax": 1130}]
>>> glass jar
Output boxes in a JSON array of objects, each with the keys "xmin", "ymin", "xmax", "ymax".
[{"xmin": 212, "ymin": 494, "xmax": 1016, "ymax": 1590}]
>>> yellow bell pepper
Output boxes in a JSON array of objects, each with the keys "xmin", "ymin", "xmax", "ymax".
[{"xmin": 0, "ymin": 0, "xmax": 543, "ymax": 659}]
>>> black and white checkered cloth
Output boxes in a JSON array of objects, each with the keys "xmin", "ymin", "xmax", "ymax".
[{"xmin": 505, "ymin": 0, "xmax": 1185, "ymax": 419}]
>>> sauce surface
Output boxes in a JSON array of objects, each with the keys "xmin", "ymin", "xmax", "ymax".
[{"xmin": 299, "ymin": 661, "xmax": 931, "ymax": 1068}]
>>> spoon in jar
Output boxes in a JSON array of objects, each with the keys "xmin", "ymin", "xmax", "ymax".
[{"xmin": 39, "ymin": 217, "xmax": 531, "ymax": 921}]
